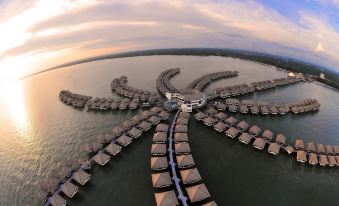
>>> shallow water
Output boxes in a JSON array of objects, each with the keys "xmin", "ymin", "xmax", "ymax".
[{"xmin": 0, "ymin": 55, "xmax": 338, "ymax": 206}]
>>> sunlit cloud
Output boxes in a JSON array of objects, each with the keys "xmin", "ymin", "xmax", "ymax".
[{"xmin": 0, "ymin": 0, "xmax": 339, "ymax": 83}]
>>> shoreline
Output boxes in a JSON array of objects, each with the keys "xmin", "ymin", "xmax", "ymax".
[{"xmin": 21, "ymin": 48, "xmax": 339, "ymax": 90}]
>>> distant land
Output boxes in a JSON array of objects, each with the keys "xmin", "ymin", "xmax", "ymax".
[{"xmin": 23, "ymin": 48, "xmax": 339, "ymax": 90}]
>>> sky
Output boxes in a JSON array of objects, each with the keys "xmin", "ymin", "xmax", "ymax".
[{"xmin": 0, "ymin": 0, "xmax": 339, "ymax": 84}]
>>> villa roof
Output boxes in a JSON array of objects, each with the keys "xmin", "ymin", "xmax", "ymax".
[
  {"xmin": 206, "ymin": 107, "xmax": 218, "ymax": 115},
  {"xmin": 268, "ymin": 143, "xmax": 280, "ymax": 155},
  {"xmin": 319, "ymin": 155, "xmax": 329, "ymax": 166},
  {"xmin": 275, "ymin": 134, "xmax": 286, "ymax": 145},
  {"xmin": 104, "ymin": 143, "xmax": 122, "ymax": 156},
  {"xmin": 308, "ymin": 153, "xmax": 318, "ymax": 165},
  {"xmin": 179, "ymin": 111, "xmax": 190, "ymax": 118},
  {"xmin": 175, "ymin": 143, "xmax": 191, "ymax": 155},
  {"xmin": 156, "ymin": 124, "xmax": 169, "ymax": 132},
  {"xmin": 153, "ymin": 132, "xmax": 168, "ymax": 143},
  {"xmin": 50, "ymin": 193, "xmax": 66, "ymax": 206},
  {"xmin": 214, "ymin": 112, "xmax": 227, "ymax": 120},
  {"xmin": 175, "ymin": 125, "xmax": 188, "ymax": 133},
  {"xmin": 93, "ymin": 152, "xmax": 110, "ymax": 166},
  {"xmin": 214, "ymin": 122, "xmax": 227, "ymax": 132},
  {"xmin": 151, "ymin": 156, "xmax": 168, "ymax": 170},
  {"xmin": 180, "ymin": 168, "xmax": 202, "ymax": 184},
  {"xmin": 152, "ymin": 172, "xmax": 172, "ymax": 188},
  {"xmin": 176, "ymin": 117, "xmax": 189, "ymax": 125},
  {"xmin": 295, "ymin": 139, "xmax": 305, "ymax": 150},
  {"xmin": 317, "ymin": 144, "xmax": 326, "ymax": 154},
  {"xmin": 262, "ymin": 130, "xmax": 274, "ymax": 141},
  {"xmin": 72, "ymin": 169, "xmax": 91, "ymax": 186},
  {"xmin": 174, "ymin": 133, "xmax": 189, "ymax": 142},
  {"xmin": 225, "ymin": 127, "xmax": 239, "ymax": 138},
  {"xmin": 325, "ymin": 145, "xmax": 334, "ymax": 155},
  {"xmin": 186, "ymin": 184, "xmax": 211, "ymax": 203},
  {"xmin": 127, "ymin": 127, "xmax": 143, "ymax": 138},
  {"xmin": 60, "ymin": 181, "xmax": 78, "ymax": 198},
  {"xmin": 236, "ymin": 121, "xmax": 249, "ymax": 131},
  {"xmin": 296, "ymin": 151, "xmax": 307, "ymax": 162},
  {"xmin": 154, "ymin": 190, "xmax": 179, "ymax": 206},
  {"xmin": 203, "ymin": 116, "xmax": 217, "ymax": 125},
  {"xmin": 116, "ymin": 134, "xmax": 133, "ymax": 146},
  {"xmin": 238, "ymin": 133, "xmax": 252, "ymax": 144},
  {"xmin": 148, "ymin": 116, "xmax": 162, "ymax": 125},
  {"xmin": 328, "ymin": 156, "xmax": 337, "ymax": 166},
  {"xmin": 225, "ymin": 116, "xmax": 237, "ymax": 126},
  {"xmin": 306, "ymin": 142, "xmax": 316, "ymax": 152},
  {"xmin": 194, "ymin": 112, "xmax": 208, "ymax": 120},
  {"xmin": 151, "ymin": 144, "xmax": 167, "ymax": 155},
  {"xmin": 253, "ymin": 138, "xmax": 266, "ymax": 150},
  {"xmin": 248, "ymin": 125, "xmax": 261, "ymax": 136},
  {"xmin": 176, "ymin": 154, "xmax": 195, "ymax": 168}
]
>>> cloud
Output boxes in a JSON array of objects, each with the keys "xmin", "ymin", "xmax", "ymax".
[
  {"xmin": 0, "ymin": 0, "xmax": 339, "ymax": 81},
  {"xmin": 316, "ymin": 42, "xmax": 325, "ymax": 52}
]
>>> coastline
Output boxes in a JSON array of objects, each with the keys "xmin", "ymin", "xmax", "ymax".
[{"xmin": 21, "ymin": 48, "xmax": 339, "ymax": 90}]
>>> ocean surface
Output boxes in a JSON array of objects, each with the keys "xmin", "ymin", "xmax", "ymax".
[{"xmin": 0, "ymin": 55, "xmax": 338, "ymax": 206}]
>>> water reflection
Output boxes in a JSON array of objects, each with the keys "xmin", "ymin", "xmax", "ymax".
[{"xmin": 0, "ymin": 81, "xmax": 28, "ymax": 134}]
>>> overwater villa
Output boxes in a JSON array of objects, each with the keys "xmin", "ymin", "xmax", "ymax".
[
  {"xmin": 152, "ymin": 172, "xmax": 173, "ymax": 188},
  {"xmin": 179, "ymin": 168, "xmax": 202, "ymax": 184}
]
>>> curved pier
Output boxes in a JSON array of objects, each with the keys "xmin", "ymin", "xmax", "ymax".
[
  {"xmin": 174, "ymin": 111, "xmax": 215, "ymax": 205},
  {"xmin": 111, "ymin": 76, "xmax": 158, "ymax": 102},
  {"xmin": 59, "ymin": 90, "xmax": 92, "ymax": 108},
  {"xmin": 167, "ymin": 110, "xmax": 188, "ymax": 206},
  {"xmin": 215, "ymin": 76, "xmax": 302, "ymax": 98},
  {"xmin": 217, "ymin": 98, "xmax": 320, "ymax": 115},
  {"xmin": 59, "ymin": 90, "xmax": 142, "ymax": 111},
  {"xmin": 156, "ymin": 68, "xmax": 181, "ymax": 95},
  {"xmin": 186, "ymin": 71, "xmax": 238, "ymax": 91},
  {"xmin": 194, "ymin": 108, "xmax": 339, "ymax": 168},
  {"xmin": 39, "ymin": 107, "xmax": 169, "ymax": 206}
]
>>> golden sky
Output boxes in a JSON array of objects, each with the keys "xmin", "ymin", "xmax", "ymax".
[{"xmin": 0, "ymin": 0, "xmax": 339, "ymax": 85}]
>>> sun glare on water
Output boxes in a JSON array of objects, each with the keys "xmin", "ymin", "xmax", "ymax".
[{"xmin": 0, "ymin": 79, "xmax": 28, "ymax": 135}]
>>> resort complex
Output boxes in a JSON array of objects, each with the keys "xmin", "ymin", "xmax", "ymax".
[{"xmin": 40, "ymin": 68, "xmax": 336, "ymax": 206}]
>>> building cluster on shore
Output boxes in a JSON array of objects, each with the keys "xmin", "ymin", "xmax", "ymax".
[
  {"xmin": 194, "ymin": 108, "xmax": 339, "ymax": 167},
  {"xmin": 186, "ymin": 71, "xmax": 238, "ymax": 92},
  {"xmin": 151, "ymin": 110, "xmax": 215, "ymax": 206},
  {"xmin": 59, "ymin": 90, "xmax": 92, "ymax": 108},
  {"xmin": 38, "ymin": 107, "xmax": 170, "ymax": 206},
  {"xmin": 215, "ymin": 77, "xmax": 301, "ymax": 98},
  {"xmin": 215, "ymin": 98, "xmax": 321, "ymax": 115},
  {"xmin": 111, "ymin": 76, "xmax": 158, "ymax": 102}
]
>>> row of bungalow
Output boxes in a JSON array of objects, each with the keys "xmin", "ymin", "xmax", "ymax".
[
  {"xmin": 87, "ymin": 97, "xmax": 140, "ymax": 110},
  {"xmin": 294, "ymin": 140, "xmax": 339, "ymax": 166},
  {"xmin": 195, "ymin": 109, "xmax": 290, "ymax": 155},
  {"xmin": 156, "ymin": 68, "xmax": 181, "ymax": 96},
  {"xmin": 215, "ymin": 76, "xmax": 301, "ymax": 98},
  {"xmin": 215, "ymin": 84, "xmax": 254, "ymax": 98},
  {"xmin": 38, "ymin": 158, "xmax": 91, "ymax": 206},
  {"xmin": 221, "ymin": 98, "xmax": 320, "ymax": 115},
  {"xmin": 250, "ymin": 77, "xmax": 301, "ymax": 91},
  {"xmin": 194, "ymin": 108, "xmax": 338, "ymax": 167},
  {"xmin": 111, "ymin": 76, "xmax": 158, "ymax": 102},
  {"xmin": 186, "ymin": 71, "xmax": 238, "ymax": 92},
  {"xmin": 59, "ymin": 90, "xmax": 92, "ymax": 108},
  {"xmin": 151, "ymin": 111, "xmax": 215, "ymax": 206},
  {"xmin": 39, "ymin": 107, "xmax": 169, "ymax": 206}
]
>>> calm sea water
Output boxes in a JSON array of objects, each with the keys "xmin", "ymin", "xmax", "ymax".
[{"xmin": 0, "ymin": 56, "xmax": 338, "ymax": 206}]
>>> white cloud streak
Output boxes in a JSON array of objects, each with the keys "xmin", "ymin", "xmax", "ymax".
[{"xmin": 0, "ymin": 0, "xmax": 338, "ymax": 82}]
